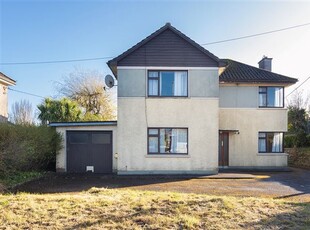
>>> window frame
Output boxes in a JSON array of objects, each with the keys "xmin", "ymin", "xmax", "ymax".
[
  {"xmin": 258, "ymin": 86, "xmax": 284, "ymax": 108},
  {"xmin": 147, "ymin": 70, "xmax": 188, "ymax": 97},
  {"xmin": 258, "ymin": 131, "xmax": 284, "ymax": 153},
  {"xmin": 147, "ymin": 127, "xmax": 189, "ymax": 155}
]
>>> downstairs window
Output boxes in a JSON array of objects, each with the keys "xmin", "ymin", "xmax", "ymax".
[
  {"xmin": 148, "ymin": 128, "xmax": 188, "ymax": 154},
  {"xmin": 258, "ymin": 132, "xmax": 284, "ymax": 153}
]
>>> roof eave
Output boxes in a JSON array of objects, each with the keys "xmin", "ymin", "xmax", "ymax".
[
  {"xmin": 0, "ymin": 72, "xmax": 16, "ymax": 86},
  {"xmin": 219, "ymin": 80, "xmax": 298, "ymax": 85},
  {"xmin": 107, "ymin": 60, "xmax": 118, "ymax": 78}
]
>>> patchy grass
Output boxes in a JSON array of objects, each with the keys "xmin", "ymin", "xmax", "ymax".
[
  {"xmin": 0, "ymin": 171, "xmax": 43, "ymax": 188},
  {"xmin": 0, "ymin": 188, "xmax": 309, "ymax": 229}
]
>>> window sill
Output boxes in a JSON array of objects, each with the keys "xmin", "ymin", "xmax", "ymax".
[
  {"xmin": 146, "ymin": 96, "xmax": 189, "ymax": 99},
  {"xmin": 145, "ymin": 154, "xmax": 190, "ymax": 158},
  {"xmin": 257, "ymin": 153, "xmax": 288, "ymax": 156},
  {"xmin": 257, "ymin": 107, "xmax": 287, "ymax": 110}
]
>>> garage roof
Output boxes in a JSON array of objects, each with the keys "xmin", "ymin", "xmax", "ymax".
[{"xmin": 49, "ymin": 121, "xmax": 117, "ymax": 127}]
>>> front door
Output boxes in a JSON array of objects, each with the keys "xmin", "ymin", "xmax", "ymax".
[{"xmin": 219, "ymin": 132, "xmax": 229, "ymax": 166}]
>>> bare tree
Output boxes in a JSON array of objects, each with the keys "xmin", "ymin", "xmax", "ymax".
[
  {"xmin": 55, "ymin": 68, "xmax": 116, "ymax": 121},
  {"xmin": 287, "ymin": 90, "xmax": 309, "ymax": 110},
  {"xmin": 10, "ymin": 100, "xmax": 34, "ymax": 125}
]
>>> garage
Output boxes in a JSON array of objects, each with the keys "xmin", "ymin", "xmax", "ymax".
[
  {"xmin": 66, "ymin": 131, "xmax": 113, "ymax": 173},
  {"xmin": 50, "ymin": 121, "xmax": 117, "ymax": 173}
]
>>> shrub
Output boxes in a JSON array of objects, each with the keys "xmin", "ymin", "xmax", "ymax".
[
  {"xmin": 0, "ymin": 123, "xmax": 62, "ymax": 175},
  {"xmin": 284, "ymin": 134, "xmax": 310, "ymax": 148},
  {"xmin": 284, "ymin": 134, "xmax": 295, "ymax": 148}
]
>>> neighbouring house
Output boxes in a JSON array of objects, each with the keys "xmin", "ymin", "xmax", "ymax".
[
  {"xmin": 0, "ymin": 72, "xmax": 16, "ymax": 122},
  {"xmin": 51, "ymin": 23, "xmax": 297, "ymax": 174}
]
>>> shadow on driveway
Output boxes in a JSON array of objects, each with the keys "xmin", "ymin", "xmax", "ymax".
[{"xmin": 8, "ymin": 168, "xmax": 310, "ymax": 201}]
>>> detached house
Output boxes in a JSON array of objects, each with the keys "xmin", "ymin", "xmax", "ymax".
[
  {"xmin": 0, "ymin": 72, "xmax": 16, "ymax": 122},
  {"xmin": 52, "ymin": 23, "xmax": 297, "ymax": 174}
]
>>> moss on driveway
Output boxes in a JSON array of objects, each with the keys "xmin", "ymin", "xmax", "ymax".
[{"xmin": 9, "ymin": 168, "xmax": 310, "ymax": 202}]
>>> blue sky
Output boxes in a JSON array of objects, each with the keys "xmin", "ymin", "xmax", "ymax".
[{"xmin": 1, "ymin": 0, "xmax": 310, "ymax": 117}]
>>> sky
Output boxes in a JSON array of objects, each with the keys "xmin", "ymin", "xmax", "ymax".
[{"xmin": 1, "ymin": 0, "xmax": 310, "ymax": 118}]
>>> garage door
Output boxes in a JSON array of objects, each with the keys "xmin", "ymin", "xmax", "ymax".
[{"xmin": 67, "ymin": 131, "xmax": 113, "ymax": 173}]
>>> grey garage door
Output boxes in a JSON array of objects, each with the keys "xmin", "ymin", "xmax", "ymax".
[{"xmin": 67, "ymin": 131, "xmax": 113, "ymax": 173}]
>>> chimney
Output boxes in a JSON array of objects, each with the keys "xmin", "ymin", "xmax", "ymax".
[{"xmin": 258, "ymin": 56, "xmax": 272, "ymax": 71}]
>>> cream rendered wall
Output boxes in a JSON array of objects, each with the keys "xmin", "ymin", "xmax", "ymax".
[
  {"xmin": 0, "ymin": 83, "xmax": 9, "ymax": 122},
  {"xmin": 118, "ymin": 98, "xmax": 219, "ymax": 174},
  {"xmin": 219, "ymin": 84, "xmax": 288, "ymax": 167},
  {"xmin": 117, "ymin": 67, "xmax": 219, "ymax": 174},
  {"xmin": 55, "ymin": 126, "xmax": 118, "ymax": 172}
]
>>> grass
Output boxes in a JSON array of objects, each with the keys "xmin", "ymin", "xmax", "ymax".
[
  {"xmin": 0, "ymin": 171, "xmax": 43, "ymax": 188},
  {"xmin": 0, "ymin": 188, "xmax": 309, "ymax": 229}
]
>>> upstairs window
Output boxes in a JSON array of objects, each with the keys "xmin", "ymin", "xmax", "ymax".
[
  {"xmin": 148, "ymin": 71, "xmax": 188, "ymax": 97},
  {"xmin": 258, "ymin": 132, "xmax": 283, "ymax": 153},
  {"xmin": 259, "ymin": 86, "xmax": 284, "ymax": 108}
]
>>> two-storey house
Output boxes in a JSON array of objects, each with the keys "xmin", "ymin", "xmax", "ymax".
[{"xmin": 53, "ymin": 23, "xmax": 297, "ymax": 174}]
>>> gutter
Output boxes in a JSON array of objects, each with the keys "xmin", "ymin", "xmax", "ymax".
[{"xmin": 49, "ymin": 121, "xmax": 117, "ymax": 127}]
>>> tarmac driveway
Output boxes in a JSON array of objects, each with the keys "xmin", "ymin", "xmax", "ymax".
[{"xmin": 10, "ymin": 168, "xmax": 310, "ymax": 202}]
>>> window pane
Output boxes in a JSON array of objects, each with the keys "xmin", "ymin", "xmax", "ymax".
[
  {"xmin": 174, "ymin": 129, "xmax": 188, "ymax": 153},
  {"xmin": 259, "ymin": 94, "xmax": 267, "ymax": 107},
  {"xmin": 259, "ymin": 87, "xmax": 267, "ymax": 93},
  {"xmin": 148, "ymin": 79, "xmax": 158, "ymax": 96},
  {"xmin": 149, "ymin": 71, "xmax": 158, "ymax": 78},
  {"xmin": 159, "ymin": 128, "xmax": 187, "ymax": 154},
  {"xmin": 258, "ymin": 138, "xmax": 266, "ymax": 152},
  {"xmin": 274, "ymin": 87, "xmax": 283, "ymax": 107},
  {"xmin": 69, "ymin": 133, "xmax": 88, "ymax": 144},
  {"xmin": 148, "ymin": 129, "xmax": 158, "ymax": 135},
  {"xmin": 259, "ymin": 133, "xmax": 266, "ymax": 138},
  {"xmin": 92, "ymin": 133, "xmax": 110, "ymax": 144},
  {"xmin": 174, "ymin": 72, "xmax": 187, "ymax": 96},
  {"xmin": 160, "ymin": 72, "xmax": 174, "ymax": 96},
  {"xmin": 149, "ymin": 137, "xmax": 158, "ymax": 153},
  {"xmin": 269, "ymin": 132, "xmax": 283, "ymax": 152},
  {"xmin": 267, "ymin": 87, "xmax": 276, "ymax": 107},
  {"xmin": 160, "ymin": 128, "xmax": 172, "ymax": 153}
]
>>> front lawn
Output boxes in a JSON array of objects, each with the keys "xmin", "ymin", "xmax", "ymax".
[{"xmin": 1, "ymin": 188, "xmax": 309, "ymax": 229}]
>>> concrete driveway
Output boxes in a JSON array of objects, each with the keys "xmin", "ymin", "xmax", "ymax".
[{"xmin": 11, "ymin": 168, "xmax": 310, "ymax": 202}]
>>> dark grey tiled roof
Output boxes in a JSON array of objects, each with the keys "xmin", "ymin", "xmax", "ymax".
[{"xmin": 219, "ymin": 59, "xmax": 298, "ymax": 84}]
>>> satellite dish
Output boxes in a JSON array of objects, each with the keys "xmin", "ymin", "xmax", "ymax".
[{"xmin": 105, "ymin": 74, "xmax": 115, "ymax": 88}]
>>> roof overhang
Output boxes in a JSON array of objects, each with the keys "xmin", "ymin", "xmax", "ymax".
[
  {"xmin": 0, "ymin": 72, "xmax": 16, "ymax": 86},
  {"xmin": 219, "ymin": 81, "xmax": 297, "ymax": 86},
  {"xmin": 49, "ymin": 121, "xmax": 117, "ymax": 127}
]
